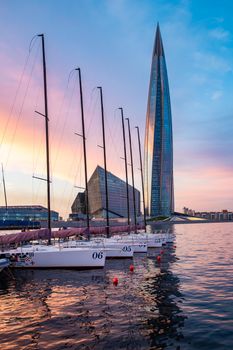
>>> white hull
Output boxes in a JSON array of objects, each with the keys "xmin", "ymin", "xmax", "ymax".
[
  {"xmin": 106, "ymin": 238, "xmax": 147, "ymax": 253},
  {"xmin": 62, "ymin": 241, "xmax": 134, "ymax": 258},
  {"xmin": 105, "ymin": 248, "xmax": 133, "ymax": 258},
  {"xmin": 155, "ymin": 233, "xmax": 175, "ymax": 243},
  {"xmin": 129, "ymin": 232, "xmax": 176, "ymax": 246},
  {"xmin": 114, "ymin": 234, "xmax": 163, "ymax": 248},
  {"xmin": 3, "ymin": 245, "xmax": 106, "ymax": 268}
]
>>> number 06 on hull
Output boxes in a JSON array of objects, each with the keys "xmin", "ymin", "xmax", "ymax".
[{"xmin": 3, "ymin": 246, "xmax": 106, "ymax": 269}]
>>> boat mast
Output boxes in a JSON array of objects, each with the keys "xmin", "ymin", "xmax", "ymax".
[
  {"xmin": 1, "ymin": 164, "xmax": 8, "ymax": 210},
  {"xmin": 135, "ymin": 126, "xmax": 147, "ymax": 230},
  {"xmin": 119, "ymin": 108, "xmax": 130, "ymax": 231},
  {"xmin": 126, "ymin": 118, "xmax": 137, "ymax": 232},
  {"xmin": 97, "ymin": 87, "xmax": 110, "ymax": 238},
  {"xmin": 76, "ymin": 68, "xmax": 90, "ymax": 239},
  {"xmin": 38, "ymin": 34, "xmax": 51, "ymax": 244}
]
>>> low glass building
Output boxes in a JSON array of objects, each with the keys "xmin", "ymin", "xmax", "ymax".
[{"xmin": 0, "ymin": 205, "xmax": 59, "ymax": 221}]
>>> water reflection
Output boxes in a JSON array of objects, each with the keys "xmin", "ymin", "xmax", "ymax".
[
  {"xmin": 145, "ymin": 272, "xmax": 185, "ymax": 349},
  {"xmin": 139, "ymin": 243, "xmax": 186, "ymax": 350},
  {"xmin": 0, "ymin": 234, "xmax": 185, "ymax": 350}
]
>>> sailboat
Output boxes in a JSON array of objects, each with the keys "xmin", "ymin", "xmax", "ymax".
[
  {"xmin": 80, "ymin": 102, "xmax": 147, "ymax": 254},
  {"xmin": 1, "ymin": 34, "xmax": 106, "ymax": 269},
  {"xmin": 63, "ymin": 75, "xmax": 134, "ymax": 258},
  {"xmin": 109, "ymin": 120, "xmax": 165, "ymax": 248},
  {"xmin": 97, "ymin": 109, "xmax": 148, "ymax": 253}
]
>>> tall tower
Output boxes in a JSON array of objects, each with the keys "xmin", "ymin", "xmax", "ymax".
[{"xmin": 144, "ymin": 24, "xmax": 174, "ymax": 217}]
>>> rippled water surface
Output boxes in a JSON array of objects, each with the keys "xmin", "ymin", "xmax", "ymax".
[{"xmin": 1, "ymin": 223, "xmax": 233, "ymax": 349}]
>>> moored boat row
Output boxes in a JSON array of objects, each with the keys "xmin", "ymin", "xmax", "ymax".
[{"xmin": 0, "ymin": 228, "xmax": 175, "ymax": 269}]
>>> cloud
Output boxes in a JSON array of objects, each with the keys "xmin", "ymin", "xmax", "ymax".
[
  {"xmin": 211, "ymin": 90, "xmax": 223, "ymax": 100},
  {"xmin": 193, "ymin": 51, "xmax": 232, "ymax": 73},
  {"xmin": 209, "ymin": 27, "xmax": 230, "ymax": 41}
]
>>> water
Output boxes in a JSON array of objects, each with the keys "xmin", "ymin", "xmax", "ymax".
[{"xmin": 1, "ymin": 222, "xmax": 233, "ymax": 349}]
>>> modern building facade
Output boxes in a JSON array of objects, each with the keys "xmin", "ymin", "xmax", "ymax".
[
  {"xmin": 71, "ymin": 193, "xmax": 86, "ymax": 215},
  {"xmin": 0, "ymin": 205, "xmax": 59, "ymax": 221},
  {"xmin": 144, "ymin": 24, "xmax": 174, "ymax": 217},
  {"xmin": 71, "ymin": 165, "xmax": 140, "ymax": 219}
]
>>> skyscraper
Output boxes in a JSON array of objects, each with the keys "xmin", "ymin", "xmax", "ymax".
[{"xmin": 144, "ymin": 24, "xmax": 174, "ymax": 217}]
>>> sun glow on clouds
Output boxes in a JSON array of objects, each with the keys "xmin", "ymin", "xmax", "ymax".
[
  {"xmin": 209, "ymin": 27, "xmax": 230, "ymax": 41},
  {"xmin": 175, "ymin": 166, "xmax": 233, "ymax": 212}
]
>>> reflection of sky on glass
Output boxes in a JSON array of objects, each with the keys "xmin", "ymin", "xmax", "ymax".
[{"xmin": 1, "ymin": 0, "xmax": 233, "ymax": 218}]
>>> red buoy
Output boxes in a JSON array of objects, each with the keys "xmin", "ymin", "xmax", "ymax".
[
  {"xmin": 129, "ymin": 264, "xmax": 134, "ymax": 272},
  {"xmin": 160, "ymin": 250, "xmax": 164, "ymax": 255},
  {"xmin": 113, "ymin": 277, "xmax": 118, "ymax": 286},
  {"xmin": 157, "ymin": 255, "xmax": 161, "ymax": 263}
]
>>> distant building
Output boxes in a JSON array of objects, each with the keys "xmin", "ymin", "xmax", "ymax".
[
  {"xmin": 71, "ymin": 165, "xmax": 140, "ymax": 219},
  {"xmin": 0, "ymin": 205, "xmax": 59, "ymax": 221},
  {"xmin": 183, "ymin": 207, "xmax": 195, "ymax": 216},
  {"xmin": 144, "ymin": 24, "xmax": 174, "ymax": 217},
  {"xmin": 183, "ymin": 207, "xmax": 233, "ymax": 221}
]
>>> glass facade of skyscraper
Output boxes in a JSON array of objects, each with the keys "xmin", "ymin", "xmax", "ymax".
[
  {"xmin": 144, "ymin": 25, "xmax": 174, "ymax": 217},
  {"xmin": 71, "ymin": 166, "xmax": 140, "ymax": 219}
]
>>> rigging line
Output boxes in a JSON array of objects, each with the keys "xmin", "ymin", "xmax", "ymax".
[
  {"xmin": 29, "ymin": 35, "xmax": 39, "ymax": 53},
  {"xmin": 131, "ymin": 133, "xmax": 140, "ymax": 171},
  {"xmin": 85, "ymin": 88, "xmax": 99, "ymax": 137},
  {"xmin": 33, "ymin": 175, "xmax": 43, "ymax": 205},
  {"xmin": 65, "ymin": 160, "xmax": 84, "ymax": 219},
  {"xmin": 55, "ymin": 134, "xmax": 83, "ymax": 212},
  {"xmin": 66, "ymin": 146, "xmax": 84, "ymax": 204},
  {"xmin": 73, "ymin": 153, "xmax": 84, "ymax": 185},
  {"xmin": 5, "ymin": 41, "xmax": 40, "ymax": 169},
  {"xmin": 105, "ymin": 108, "xmax": 121, "ymax": 163},
  {"xmin": 105, "ymin": 115, "xmax": 121, "ymax": 160},
  {"xmin": 33, "ymin": 135, "xmax": 47, "ymax": 182},
  {"xmin": 33, "ymin": 67, "xmax": 49, "ymax": 178},
  {"xmin": 52, "ymin": 68, "xmax": 81, "ymax": 171},
  {"xmin": 111, "ymin": 107, "xmax": 120, "ymax": 136},
  {"xmin": 67, "ymin": 69, "xmax": 77, "ymax": 84},
  {"xmin": 0, "ymin": 40, "xmax": 39, "ymax": 152},
  {"xmin": 86, "ymin": 86, "xmax": 98, "ymax": 116},
  {"xmin": 49, "ymin": 72, "xmax": 79, "ymax": 191},
  {"xmin": 51, "ymin": 69, "xmax": 75, "ymax": 144},
  {"xmin": 52, "ymin": 74, "xmax": 78, "ymax": 173},
  {"xmin": 32, "ymin": 76, "xmax": 42, "ymax": 204},
  {"xmin": 58, "ymin": 148, "xmax": 83, "ymax": 218},
  {"xmin": 50, "ymin": 72, "xmax": 73, "ymax": 152},
  {"xmin": 32, "ymin": 85, "xmax": 43, "ymax": 177}
]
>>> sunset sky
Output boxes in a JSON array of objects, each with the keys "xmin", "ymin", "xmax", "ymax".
[{"xmin": 1, "ymin": 0, "xmax": 233, "ymax": 218}]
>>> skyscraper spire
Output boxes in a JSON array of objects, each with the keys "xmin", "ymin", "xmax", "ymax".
[
  {"xmin": 153, "ymin": 23, "xmax": 164, "ymax": 57},
  {"xmin": 144, "ymin": 25, "xmax": 174, "ymax": 217}
]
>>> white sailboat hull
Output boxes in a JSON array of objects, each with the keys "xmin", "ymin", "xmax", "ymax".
[
  {"xmin": 106, "ymin": 239, "xmax": 148, "ymax": 253},
  {"xmin": 3, "ymin": 246, "xmax": 106, "ymax": 269},
  {"xmin": 113, "ymin": 234, "xmax": 163, "ymax": 248},
  {"xmin": 62, "ymin": 241, "xmax": 134, "ymax": 258}
]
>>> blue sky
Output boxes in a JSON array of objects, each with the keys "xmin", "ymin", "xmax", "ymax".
[{"xmin": 0, "ymin": 0, "xmax": 233, "ymax": 217}]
